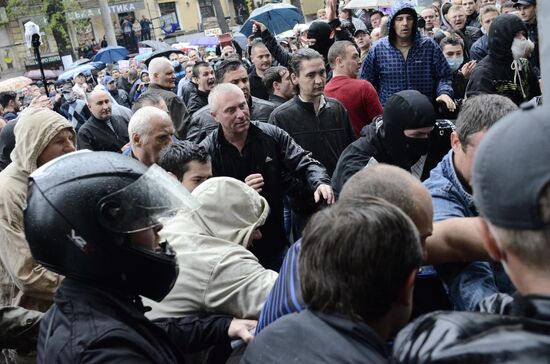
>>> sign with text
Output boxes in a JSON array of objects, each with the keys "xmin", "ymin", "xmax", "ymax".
[{"xmin": 67, "ymin": 1, "xmax": 145, "ymax": 21}]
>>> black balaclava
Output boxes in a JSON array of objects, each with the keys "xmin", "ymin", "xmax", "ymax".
[
  {"xmin": 380, "ymin": 90, "xmax": 436, "ymax": 168},
  {"xmin": 307, "ymin": 21, "xmax": 334, "ymax": 59}
]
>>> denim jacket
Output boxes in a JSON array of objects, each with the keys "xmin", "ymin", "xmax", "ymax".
[{"xmin": 424, "ymin": 150, "xmax": 513, "ymax": 311}]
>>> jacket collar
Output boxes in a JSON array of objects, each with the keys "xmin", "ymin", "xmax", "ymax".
[
  {"xmin": 311, "ymin": 310, "xmax": 389, "ymax": 358},
  {"xmin": 295, "ymin": 94, "xmax": 328, "ymax": 115},
  {"xmin": 269, "ymin": 94, "xmax": 288, "ymax": 105},
  {"xmin": 444, "ymin": 149, "xmax": 477, "ymax": 213},
  {"xmin": 512, "ymin": 295, "xmax": 550, "ymax": 334},
  {"xmin": 149, "ymin": 83, "xmax": 173, "ymax": 92}
]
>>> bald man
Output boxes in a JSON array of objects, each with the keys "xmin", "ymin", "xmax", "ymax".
[
  {"xmin": 256, "ymin": 163, "xmax": 489, "ymax": 332},
  {"xmin": 140, "ymin": 57, "xmax": 191, "ymax": 140},
  {"xmin": 77, "ymin": 90, "xmax": 129, "ymax": 152}
]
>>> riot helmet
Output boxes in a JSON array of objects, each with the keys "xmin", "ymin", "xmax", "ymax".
[{"xmin": 24, "ymin": 151, "xmax": 199, "ymax": 301}]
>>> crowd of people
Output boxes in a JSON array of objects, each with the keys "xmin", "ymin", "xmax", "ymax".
[{"xmin": 0, "ymin": 0, "xmax": 548, "ymax": 362}]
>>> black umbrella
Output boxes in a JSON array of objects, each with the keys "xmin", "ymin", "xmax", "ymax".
[
  {"xmin": 138, "ymin": 40, "xmax": 173, "ymax": 51},
  {"xmin": 143, "ymin": 49, "xmax": 185, "ymax": 66}
]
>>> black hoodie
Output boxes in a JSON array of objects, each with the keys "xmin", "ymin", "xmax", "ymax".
[
  {"xmin": 466, "ymin": 14, "xmax": 540, "ymax": 105},
  {"xmin": 332, "ymin": 90, "xmax": 450, "ymax": 195}
]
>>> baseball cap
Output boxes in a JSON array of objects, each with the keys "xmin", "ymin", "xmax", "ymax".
[
  {"xmin": 61, "ymin": 83, "xmax": 73, "ymax": 94},
  {"xmin": 354, "ymin": 28, "xmax": 370, "ymax": 36},
  {"xmin": 472, "ymin": 105, "xmax": 550, "ymax": 230},
  {"xmin": 513, "ymin": 0, "xmax": 536, "ymax": 7}
]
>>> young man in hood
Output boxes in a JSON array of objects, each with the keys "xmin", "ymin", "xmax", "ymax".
[
  {"xmin": 186, "ymin": 62, "xmax": 216, "ymax": 116},
  {"xmin": 466, "ymin": 13, "xmax": 540, "ymax": 105},
  {"xmin": 361, "ymin": 2, "xmax": 455, "ymax": 112},
  {"xmin": 145, "ymin": 177, "xmax": 278, "ymax": 320}
]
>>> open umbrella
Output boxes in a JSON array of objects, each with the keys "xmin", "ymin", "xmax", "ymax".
[
  {"xmin": 344, "ymin": 0, "xmax": 394, "ymax": 9},
  {"xmin": 58, "ymin": 61, "xmax": 106, "ymax": 81},
  {"xmin": 240, "ymin": 3, "xmax": 304, "ymax": 37},
  {"xmin": 66, "ymin": 58, "xmax": 91, "ymax": 70},
  {"xmin": 138, "ymin": 40, "xmax": 172, "ymax": 51},
  {"xmin": 143, "ymin": 49, "xmax": 185, "ymax": 66},
  {"xmin": 190, "ymin": 36, "xmax": 219, "ymax": 47},
  {"xmin": 0, "ymin": 76, "xmax": 33, "ymax": 92},
  {"xmin": 232, "ymin": 32, "xmax": 248, "ymax": 51},
  {"xmin": 24, "ymin": 69, "xmax": 60, "ymax": 80},
  {"xmin": 92, "ymin": 46, "xmax": 129, "ymax": 64}
]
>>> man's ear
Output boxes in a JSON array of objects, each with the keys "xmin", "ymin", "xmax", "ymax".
[
  {"xmin": 397, "ymin": 269, "xmax": 417, "ymax": 306},
  {"xmin": 450, "ymin": 131, "xmax": 461, "ymax": 153},
  {"xmin": 131, "ymin": 132, "xmax": 141, "ymax": 147},
  {"xmin": 290, "ymin": 72, "xmax": 298, "ymax": 85},
  {"xmin": 478, "ymin": 218, "xmax": 505, "ymax": 262}
]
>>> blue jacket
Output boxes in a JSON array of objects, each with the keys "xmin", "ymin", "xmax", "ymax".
[
  {"xmin": 470, "ymin": 34, "xmax": 488, "ymax": 62},
  {"xmin": 360, "ymin": 2, "xmax": 453, "ymax": 105},
  {"xmin": 424, "ymin": 150, "xmax": 513, "ymax": 311}
]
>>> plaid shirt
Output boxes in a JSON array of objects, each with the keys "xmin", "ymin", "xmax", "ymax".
[{"xmin": 360, "ymin": 35, "xmax": 453, "ymax": 105}]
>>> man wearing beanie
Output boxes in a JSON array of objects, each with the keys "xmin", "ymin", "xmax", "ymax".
[
  {"xmin": 360, "ymin": 1, "xmax": 454, "ymax": 110},
  {"xmin": 393, "ymin": 104, "xmax": 550, "ymax": 362}
]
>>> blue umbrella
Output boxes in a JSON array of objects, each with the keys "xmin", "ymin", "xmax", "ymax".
[
  {"xmin": 240, "ymin": 3, "xmax": 304, "ymax": 37},
  {"xmin": 92, "ymin": 46, "xmax": 129, "ymax": 64},
  {"xmin": 190, "ymin": 36, "xmax": 219, "ymax": 47},
  {"xmin": 58, "ymin": 62, "xmax": 106, "ymax": 81}
]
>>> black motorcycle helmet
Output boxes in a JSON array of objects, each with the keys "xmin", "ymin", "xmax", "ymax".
[{"xmin": 24, "ymin": 151, "xmax": 199, "ymax": 302}]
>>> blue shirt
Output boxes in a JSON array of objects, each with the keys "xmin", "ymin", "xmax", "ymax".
[
  {"xmin": 256, "ymin": 240, "xmax": 303, "ymax": 333},
  {"xmin": 360, "ymin": 35, "xmax": 453, "ymax": 105}
]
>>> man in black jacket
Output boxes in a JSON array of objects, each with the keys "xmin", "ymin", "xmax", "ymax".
[
  {"xmin": 268, "ymin": 48, "xmax": 355, "ymax": 176},
  {"xmin": 77, "ymin": 90, "xmax": 129, "ymax": 152},
  {"xmin": 332, "ymin": 90, "xmax": 451, "ymax": 195},
  {"xmin": 445, "ymin": 5, "xmax": 483, "ymax": 60},
  {"xmin": 186, "ymin": 58, "xmax": 275, "ymax": 143},
  {"xmin": 466, "ymin": 14, "xmax": 540, "ymax": 105},
  {"xmin": 187, "ymin": 61, "xmax": 215, "ymax": 116},
  {"xmin": 248, "ymin": 40, "xmax": 272, "ymax": 101},
  {"xmin": 200, "ymin": 83, "xmax": 333, "ymax": 271},
  {"xmin": 244, "ymin": 196, "xmax": 423, "ymax": 363},
  {"xmin": 141, "ymin": 57, "xmax": 191, "ymax": 139},
  {"xmin": 393, "ymin": 103, "xmax": 550, "ymax": 364}
]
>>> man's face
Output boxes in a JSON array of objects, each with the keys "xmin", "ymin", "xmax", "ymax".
[
  {"xmin": 448, "ymin": 8, "xmax": 467, "ymax": 30},
  {"xmin": 291, "ymin": 57, "xmax": 326, "ymax": 99},
  {"xmin": 393, "ymin": 14, "xmax": 415, "ymax": 41},
  {"xmin": 452, "ymin": 130, "xmax": 485, "ymax": 189},
  {"xmin": 12, "ymin": 95, "xmax": 21, "ymax": 112},
  {"xmin": 274, "ymin": 69, "xmax": 294, "ymax": 100},
  {"xmin": 97, "ymin": 70, "xmax": 105, "ymax": 81},
  {"xmin": 461, "ymin": 0, "xmax": 477, "ymax": 16},
  {"xmin": 178, "ymin": 54, "xmax": 186, "ymax": 63},
  {"xmin": 481, "ymin": 10, "xmax": 499, "ymax": 33},
  {"xmin": 196, "ymin": 65, "xmax": 216, "ymax": 92},
  {"xmin": 251, "ymin": 46, "xmax": 272, "ymax": 73},
  {"xmin": 181, "ymin": 160, "xmax": 212, "ymax": 192},
  {"xmin": 169, "ymin": 53, "xmax": 179, "ymax": 62},
  {"xmin": 211, "ymin": 90, "xmax": 250, "ymax": 136},
  {"xmin": 112, "ymin": 70, "xmax": 120, "ymax": 80},
  {"xmin": 339, "ymin": 45, "xmax": 362, "ymax": 78},
  {"xmin": 188, "ymin": 50, "xmax": 200, "ymax": 62},
  {"xmin": 155, "ymin": 62, "xmax": 176, "ymax": 89},
  {"xmin": 371, "ymin": 13, "xmax": 382, "ymax": 28},
  {"xmin": 107, "ymin": 80, "xmax": 117, "ymax": 91},
  {"xmin": 222, "ymin": 46, "xmax": 236, "ymax": 59},
  {"xmin": 317, "ymin": 9, "xmax": 327, "ymax": 20},
  {"xmin": 421, "ymin": 9, "xmax": 438, "ymax": 30},
  {"xmin": 135, "ymin": 116, "xmax": 175, "ymax": 166},
  {"xmin": 442, "ymin": 44, "xmax": 464, "ymax": 58},
  {"xmin": 75, "ymin": 75, "xmax": 85, "ymax": 84},
  {"xmin": 185, "ymin": 65, "xmax": 194, "ymax": 79},
  {"xmin": 222, "ymin": 66, "xmax": 251, "ymax": 101},
  {"xmin": 88, "ymin": 92, "xmax": 112, "ymax": 120},
  {"xmin": 354, "ymin": 32, "xmax": 372, "ymax": 50},
  {"xmin": 36, "ymin": 128, "xmax": 76, "ymax": 167},
  {"xmin": 517, "ymin": 4, "xmax": 536, "ymax": 24}
]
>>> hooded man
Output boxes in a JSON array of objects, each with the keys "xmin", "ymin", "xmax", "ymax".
[
  {"xmin": 360, "ymin": 1, "xmax": 455, "ymax": 111},
  {"xmin": 332, "ymin": 90, "xmax": 452, "ymax": 195},
  {"xmin": 466, "ymin": 14, "xmax": 540, "ymax": 105},
  {"xmin": 0, "ymin": 108, "xmax": 74, "ymax": 316},
  {"xmin": 145, "ymin": 177, "xmax": 278, "ymax": 320}
]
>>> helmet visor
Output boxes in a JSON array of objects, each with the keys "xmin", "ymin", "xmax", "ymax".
[{"xmin": 98, "ymin": 164, "xmax": 200, "ymax": 233}]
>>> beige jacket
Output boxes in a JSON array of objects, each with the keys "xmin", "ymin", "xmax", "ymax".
[
  {"xmin": 0, "ymin": 108, "xmax": 74, "ymax": 312},
  {"xmin": 146, "ymin": 177, "xmax": 278, "ymax": 320}
]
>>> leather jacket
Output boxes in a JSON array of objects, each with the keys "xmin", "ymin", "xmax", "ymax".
[
  {"xmin": 393, "ymin": 294, "xmax": 550, "ymax": 363},
  {"xmin": 186, "ymin": 97, "xmax": 275, "ymax": 143}
]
